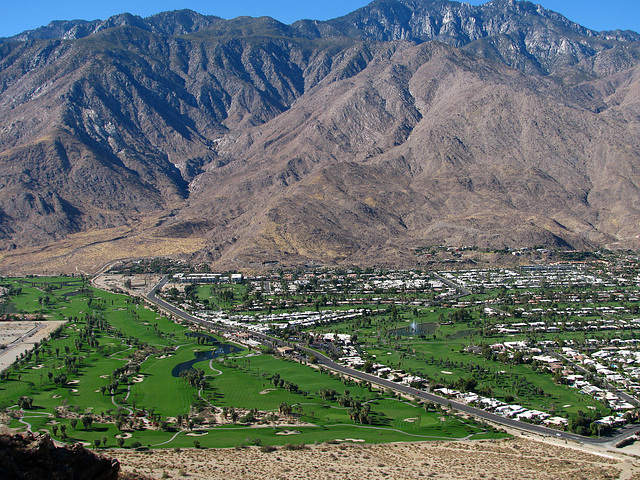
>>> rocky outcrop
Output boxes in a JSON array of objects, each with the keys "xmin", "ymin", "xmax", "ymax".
[{"xmin": 0, "ymin": 429, "xmax": 119, "ymax": 480}]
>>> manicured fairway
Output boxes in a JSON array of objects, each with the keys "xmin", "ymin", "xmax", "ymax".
[{"xmin": 1, "ymin": 277, "xmax": 505, "ymax": 449}]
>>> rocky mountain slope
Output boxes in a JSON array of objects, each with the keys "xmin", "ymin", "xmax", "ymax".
[{"xmin": 0, "ymin": 0, "xmax": 639, "ymax": 271}]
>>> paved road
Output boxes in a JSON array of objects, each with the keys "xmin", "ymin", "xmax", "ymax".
[
  {"xmin": 301, "ymin": 347, "xmax": 640, "ymax": 445},
  {"xmin": 431, "ymin": 272, "xmax": 471, "ymax": 299},
  {"xmin": 143, "ymin": 276, "xmax": 640, "ymax": 447}
]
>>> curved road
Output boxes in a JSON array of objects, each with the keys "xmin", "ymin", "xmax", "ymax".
[{"xmin": 144, "ymin": 276, "xmax": 640, "ymax": 447}]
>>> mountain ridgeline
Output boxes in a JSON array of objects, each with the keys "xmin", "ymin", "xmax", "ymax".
[{"xmin": 0, "ymin": 0, "xmax": 640, "ymax": 270}]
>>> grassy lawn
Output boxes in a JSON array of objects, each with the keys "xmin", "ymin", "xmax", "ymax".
[{"xmin": 0, "ymin": 277, "xmax": 506, "ymax": 448}]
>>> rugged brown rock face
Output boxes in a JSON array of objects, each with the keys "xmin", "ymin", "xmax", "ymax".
[
  {"xmin": 0, "ymin": 429, "xmax": 119, "ymax": 480},
  {"xmin": 0, "ymin": 0, "xmax": 640, "ymax": 271}
]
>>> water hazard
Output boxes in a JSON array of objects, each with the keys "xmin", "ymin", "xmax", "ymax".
[
  {"xmin": 390, "ymin": 321, "xmax": 438, "ymax": 336},
  {"xmin": 171, "ymin": 344, "xmax": 243, "ymax": 377}
]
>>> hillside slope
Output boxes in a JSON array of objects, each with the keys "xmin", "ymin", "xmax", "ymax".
[{"xmin": 0, "ymin": 0, "xmax": 639, "ymax": 271}]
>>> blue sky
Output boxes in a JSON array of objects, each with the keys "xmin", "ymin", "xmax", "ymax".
[{"xmin": 1, "ymin": 0, "xmax": 638, "ymax": 38}]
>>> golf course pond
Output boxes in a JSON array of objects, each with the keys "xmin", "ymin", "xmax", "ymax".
[
  {"xmin": 171, "ymin": 344, "xmax": 244, "ymax": 377},
  {"xmin": 390, "ymin": 322, "xmax": 438, "ymax": 336}
]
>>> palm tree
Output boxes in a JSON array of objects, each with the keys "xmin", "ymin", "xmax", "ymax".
[{"xmin": 81, "ymin": 415, "xmax": 93, "ymax": 430}]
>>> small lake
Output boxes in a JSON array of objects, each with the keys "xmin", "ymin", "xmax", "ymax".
[
  {"xmin": 391, "ymin": 322, "xmax": 438, "ymax": 336},
  {"xmin": 62, "ymin": 291, "xmax": 82, "ymax": 297},
  {"xmin": 0, "ymin": 302, "xmax": 19, "ymax": 314},
  {"xmin": 171, "ymin": 344, "xmax": 243, "ymax": 377}
]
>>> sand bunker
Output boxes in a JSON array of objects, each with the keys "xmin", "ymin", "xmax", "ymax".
[
  {"xmin": 259, "ymin": 389, "xmax": 276, "ymax": 395},
  {"xmin": 70, "ymin": 389, "xmax": 78, "ymax": 393},
  {"xmin": 52, "ymin": 395, "xmax": 61, "ymax": 399},
  {"xmin": 441, "ymin": 371, "xmax": 453, "ymax": 375},
  {"xmin": 116, "ymin": 433, "xmax": 133, "ymax": 439},
  {"xmin": 99, "ymin": 375, "xmax": 110, "ymax": 379},
  {"xmin": 68, "ymin": 380, "xmax": 80, "ymax": 385},
  {"xmin": 276, "ymin": 430, "xmax": 301, "ymax": 436},
  {"xmin": 335, "ymin": 438, "xmax": 366, "ymax": 443},
  {"xmin": 404, "ymin": 418, "xmax": 418, "ymax": 423},
  {"xmin": 186, "ymin": 431, "xmax": 209, "ymax": 437},
  {"xmin": 132, "ymin": 376, "xmax": 145, "ymax": 383},
  {"xmin": 31, "ymin": 364, "xmax": 45, "ymax": 369}
]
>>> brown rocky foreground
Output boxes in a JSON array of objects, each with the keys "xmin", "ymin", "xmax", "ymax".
[
  {"xmin": 113, "ymin": 437, "xmax": 640, "ymax": 480},
  {"xmin": 0, "ymin": 428, "xmax": 119, "ymax": 480}
]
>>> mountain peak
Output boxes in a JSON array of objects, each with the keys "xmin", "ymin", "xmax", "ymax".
[
  {"xmin": 0, "ymin": 9, "xmax": 224, "ymax": 43},
  {"xmin": 487, "ymin": 0, "xmax": 517, "ymax": 6},
  {"xmin": 0, "ymin": 2, "xmax": 640, "ymax": 269}
]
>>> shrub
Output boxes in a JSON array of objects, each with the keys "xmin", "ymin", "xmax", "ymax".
[{"xmin": 284, "ymin": 443, "xmax": 307, "ymax": 451}]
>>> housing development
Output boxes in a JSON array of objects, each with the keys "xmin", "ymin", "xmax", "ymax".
[{"xmin": 133, "ymin": 251, "xmax": 640, "ymax": 439}]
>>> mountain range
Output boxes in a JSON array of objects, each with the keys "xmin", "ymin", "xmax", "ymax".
[{"xmin": 1, "ymin": 0, "xmax": 640, "ymax": 272}]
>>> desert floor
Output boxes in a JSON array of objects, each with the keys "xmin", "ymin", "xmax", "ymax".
[{"xmin": 113, "ymin": 433, "xmax": 640, "ymax": 480}]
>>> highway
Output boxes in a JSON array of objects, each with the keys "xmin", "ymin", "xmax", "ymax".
[
  {"xmin": 143, "ymin": 276, "xmax": 640, "ymax": 447},
  {"xmin": 301, "ymin": 347, "xmax": 640, "ymax": 445}
]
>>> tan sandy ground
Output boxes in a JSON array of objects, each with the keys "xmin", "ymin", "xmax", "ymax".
[
  {"xmin": 0, "ymin": 218, "xmax": 206, "ymax": 276},
  {"xmin": 113, "ymin": 436, "xmax": 640, "ymax": 480},
  {"xmin": 92, "ymin": 274, "xmax": 164, "ymax": 296}
]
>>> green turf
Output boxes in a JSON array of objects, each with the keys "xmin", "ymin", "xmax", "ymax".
[{"xmin": 0, "ymin": 277, "xmax": 505, "ymax": 448}]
